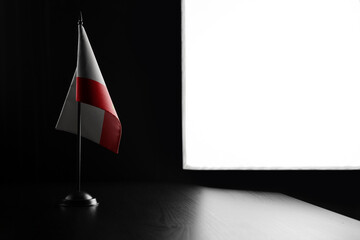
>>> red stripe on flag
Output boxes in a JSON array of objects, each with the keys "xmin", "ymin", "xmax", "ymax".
[
  {"xmin": 100, "ymin": 111, "xmax": 122, "ymax": 153},
  {"xmin": 76, "ymin": 77, "xmax": 117, "ymax": 117}
]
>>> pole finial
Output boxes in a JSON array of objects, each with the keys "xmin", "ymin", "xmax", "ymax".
[{"xmin": 78, "ymin": 11, "xmax": 83, "ymax": 25}]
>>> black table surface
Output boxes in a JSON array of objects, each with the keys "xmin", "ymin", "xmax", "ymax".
[{"xmin": 1, "ymin": 182, "xmax": 360, "ymax": 240}]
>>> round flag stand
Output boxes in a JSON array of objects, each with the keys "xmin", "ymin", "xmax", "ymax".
[
  {"xmin": 60, "ymin": 101, "xmax": 98, "ymax": 207},
  {"xmin": 61, "ymin": 191, "xmax": 98, "ymax": 207}
]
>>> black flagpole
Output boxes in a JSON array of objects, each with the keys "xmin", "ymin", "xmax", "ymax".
[
  {"xmin": 60, "ymin": 12, "xmax": 98, "ymax": 207},
  {"xmin": 77, "ymin": 11, "xmax": 83, "ymax": 194},
  {"xmin": 77, "ymin": 101, "xmax": 82, "ymax": 193}
]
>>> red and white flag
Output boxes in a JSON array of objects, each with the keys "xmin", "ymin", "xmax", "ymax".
[{"xmin": 56, "ymin": 24, "xmax": 122, "ymax": 153}]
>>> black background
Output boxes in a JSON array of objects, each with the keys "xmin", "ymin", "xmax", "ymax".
[
  {"xmin": 0, "ymin": 0, "xmax": 183, "ymax": 183},
  {"xmin": 1, "ymin": 0, "xmax": 359, "ymax": 219}
]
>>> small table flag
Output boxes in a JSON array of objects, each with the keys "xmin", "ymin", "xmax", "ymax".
[{"xmin": 56, "ymin": 22, "xmax": 122, "ymax": 153}]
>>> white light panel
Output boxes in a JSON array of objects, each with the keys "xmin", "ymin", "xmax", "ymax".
[{"xmin": 183, "ymin": 0, "xmax": 360, "ymax": 169}]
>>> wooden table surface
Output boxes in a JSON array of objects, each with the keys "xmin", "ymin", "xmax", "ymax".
[{"xmin": 1, "ymin": 182, "xmax": 359, "ymax": 240}]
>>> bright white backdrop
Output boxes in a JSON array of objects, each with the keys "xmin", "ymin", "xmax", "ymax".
[{"xmin": 183, "ymin": 0, "xmax": 360, "ymax": 169}]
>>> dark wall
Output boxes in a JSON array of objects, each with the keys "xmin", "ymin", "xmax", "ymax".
[
  {"xmin": 1, "ymin": 1, "xmax": 360, "ymax": 219},
  {"xmin": 0, "ymin": 0, "xmax": 182, "ymax": 183}
]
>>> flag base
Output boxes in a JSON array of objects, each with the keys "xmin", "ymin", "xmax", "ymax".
[{"xmin": 60, "ymin": 191, "xmax": 99, "ymax": 207}]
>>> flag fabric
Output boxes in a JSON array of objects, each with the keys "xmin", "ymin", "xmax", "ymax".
[{"xmin": 56, "ymin": 24, "xmax": 121, "ymax": 153}]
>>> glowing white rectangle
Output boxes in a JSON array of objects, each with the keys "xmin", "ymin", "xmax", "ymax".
[{"xmin": 183, "ymin": 0, "xmax": 360, "ymax": 169}]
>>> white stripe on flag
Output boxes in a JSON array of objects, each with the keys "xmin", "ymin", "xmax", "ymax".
[{"xmin": 77, "ymin": 26, "xmax": 106, "ymax": 86}]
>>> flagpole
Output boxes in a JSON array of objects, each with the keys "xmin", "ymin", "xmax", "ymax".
[
  {"xmin": 77, "ymin": 101, "xmax": 82, "ymax": 193},
  {"xmin": 60, "ymin": 12, "xmax": 98, "ymax": 207},
  {"xmin": 77, "ymin": 11, "xmax": 83, "ymax": 193}
]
